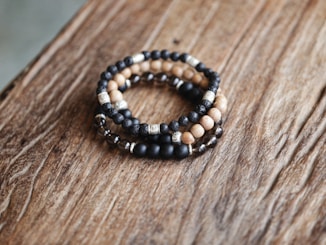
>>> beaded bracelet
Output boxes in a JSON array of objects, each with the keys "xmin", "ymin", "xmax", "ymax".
[{"xmin": 95, "ymin": 50, "xmax": 227, "ymax": 159}]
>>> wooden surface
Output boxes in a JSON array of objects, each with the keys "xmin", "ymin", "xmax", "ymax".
[{"xmin": 0, "ymin": 0, "xmax": 325, "ymax": 244}]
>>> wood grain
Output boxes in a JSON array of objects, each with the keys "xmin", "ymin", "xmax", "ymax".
[{"xmin": 1, "ymin": 0, "xmax": 325, "ymax": 244}]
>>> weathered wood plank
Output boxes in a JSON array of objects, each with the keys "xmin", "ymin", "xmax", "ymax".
[{"xmin": 0, "ymin": 0, "xmax": 325, "ymax": 244}]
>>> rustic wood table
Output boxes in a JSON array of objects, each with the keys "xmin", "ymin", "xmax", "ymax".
[{"xmin": 1, "ymin": 0, "xmax": 325, "ymax": 244}]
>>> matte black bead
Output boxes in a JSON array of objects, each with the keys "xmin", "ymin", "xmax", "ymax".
[
  {"xmin": 122, "ymin": 118, "xmax": 133, "ymax": 129},
  {"xmin": 106, "ymin": 108, "xmax": 118, "ymax": 118},
  {"xmin": 204, "ymin": 68, "xmax": 213, "ymax": 78},
  {"xmin": 142, "ymin": 72, "xmax": 155, "ymax": 82},
  {"xmin": 168, "ymin": 76, "xmax": 180, "ymax": 87},
  {"xmin": 159, "ymin": 134, "xmax": 172, "ymax": 144},
  {"xmin": 170, "ymin": 52, "xmax": 180, "ymax": 61},
  {"xmin": 208, "ymin": 71, "xmax": 220, "ymax": 80},
  {"xmin": 96, "ymin": 86, "xmax": 106, "ymax": 94},
  {"xmin": 160, "ymin": 123, "xmax": 169, "ymax": 134},
  {"xmin": 147, "ymin": 135, "xmax": 160, "ymax": 142},
  {"xmin": 113, "ymin": 113, "xmax": 124, "ymax": 124},
  {"xmin": 142, "ymin": 51, "xmax": 151, "ymax": 60},
  {"xmin": 201, "ymin": 99, "xmax": 212, "ymax": 109},
  {"xmin": 161, "ymin": 49, "xmax": 170, "ymax": 60},
  {"xmin": 195, "ymin": 104, "xmax": 207, "ymax": 115},
  {"xmin": 130, "ymin": 74, "xmax": 141, "ymax": 84},
  {"xmin": 208, "ymin": 85, "xmax": 218, "ymax": 93},
  {"xmin": 195, "ymin": 62, "xmax": 206, "ymax": 72},
  {"xmin": 100, "ymin": 71, "xmax": 112, "ymax": 81},
  {"xmin": 134, "ymin": 143, "xmax": 147, "ymax": 157},
  {"xmin": 155, "ymin": 72, "xmax": 168, "ymax": 83},
  {"xmin": 160, "ymin": 144, "xmax": 174, "ymax": 159},
  {"xmin": 98, "ymin": 80, "xmax": 108, "ymax": 88},
  {"xmin": 179, "ymin": 82, "xmax": 193, "ymax": 96},
  {"xmin": 151, "ymin": 50, "xmax": 161, "ymax": 60},
  {"xmin": 215, "ymin": 127, "xmax": 223, "ymax": 138},
  {"xmin": 180, "ymin": 53, "xmax": 189, "ymax": 62},
  {"xmin": 188, "ymin": 87, "xmax": 203, "ymax": 102},
  {"xmin": 188, "ymin": 111, "xmax": 199, "ymax": 123},
  {"xmin": 118, "ymin": 83, "xmax": 128, "ymax": 92},
  {"xmin": 139, "ymin": 123, "xmax": 149, "ymax": 136},
  {"xmin": 131, "ymin": 117, "xmax": 140, "ymax": 125},
  {"xmin": 174, "ymin": 144, "xmax": 189, "ymax": 159},
  {"xmin": 124, "ymin": 56, "xmax": 134, "ymax": 66},
  {"xmin": 95, "ymin": 106, "xmax": 105, "ymax": 115},
  {"xmin": 101, "ymin": 103, "xmax": 112, "ymax": 112},
  {"xmin": 119, "ymin": 109, "xmax": 132, "ymax": 118},
  {"xmin": 107, "ymin": 65, "xmax": 118, "ymax": 75},
  {"xmin": 129, "ymin": 124, "xmax": 140, "ymax": 135},
  {"xmin": 147, "ymin": 144, "xmax": 160, "ymax": 158},
  {"xmin": 178, "ymin": 115, "xmax": 189, "ymax": 126},
  {"xmin": 106, "ymin": 133, "xmax": 120, "ymax": 145},
  {"xmin": 116, "ymin": 60, "xmax": 126, "ymax": 71},
  {"xmin": 169, "ymin": 120, "xmax": 179, "ymax": 131}
]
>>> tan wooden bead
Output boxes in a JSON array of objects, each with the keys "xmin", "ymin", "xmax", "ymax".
[
  {"xmin": 181, "ymin": 132, "xmax": 195, "ymax": 145},
  {"xmin": 130, "ymin": 64, "xmax": 140, "ymax": 73},
  {"xmin": 190, "ymin": 124, "xmax": 205, "ymax": 138},
  {"xmin": 208, "ymin": 107, "xmax": 222, "ymax": 123},
  {"xmin": 171, "ymin": 65, "xmax": 184, "ymax": 77},
  {"xmin": 110, "ymin": 90, "xmax": 123, "ymax": 103},
  {"xmin": 200, "ymin": 115, "xmax": 215, "ymax": 130},
  {"xmin": 214, "ymin": 94, "xmax": 228, "ymax": 114},
  {"xmin": 140, "ymin": 61, "xmax": 150, "ymax": 72},
  {"xmin": 114, "ymin": 73, "xmax": 125, "ymax": 87},
  {"xmin": 200, "ymin": 78, "xmax": 209, "ymax": 89},
  {"xmin": 183, "ymin": 68, "xmax": 195, "ymax": 80},
  {"xmin": 151, "ymin": 60, "xmax": 162, "ymax": 72},
  {"xmin": 192, "ymin": 73, "xmax": 203, "ymax": 85},
  {"xmin": 107, "ymin": 80, "xmax": 118, "ymax": 92},
  {"xmin": 162, "ymin": 61, "xmax": 173, "ymax": 72},
  {"xmin": 121, "ymin": 68, "xmax": 131, "ymax": 78}
]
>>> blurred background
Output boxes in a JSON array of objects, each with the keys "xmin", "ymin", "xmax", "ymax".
[{"xmin": 0, "ymin": 0, "xmax": 86, "ymax": 91}]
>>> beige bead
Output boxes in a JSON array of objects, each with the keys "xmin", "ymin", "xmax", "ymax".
[
  {"xmin": 140, "ymin": 61, "xmax": 150, "ymax": 72},
  {"xmin": 181, "ymin": 132, "xmax": 195, "ymax": 145},
  {"xmin": 114, "ymin": 73, "xmax": 125, "ymax": 87},
  {"xmin": 200, "ymin": 115, "xmax": 215, "ymax": 130},
  {"xmin": 107, "ymin": 80, "xmax": 118, "ymax": 92},
  {"xmin": 214, "ymin": 94, "xmax": 228, "ymax": 114},
  {"xmin": 192, "ymin": 73, "xmax": 203, "ymax": 85},
  {"xmin": 121, "ymin": 68, "xmax": 131, "ymax": 78},
  {"xmin": 190, "ymin": 124, "xmax": 205, "ymax": 138},
  {"xmin": 162, "ymin": 61, "xmax": 173, "ymax": 72},
  {"xmin": 130, "ymin": 64, "xmax": 140, "ymax": 73},
  {"xmin": 183, "ymin": 68, "xmax": 195, "ymax": 80},
  {"xmin": 110, "ymin": 90, "xmax": 123, "ymax": 103},
  {"xmin": 217, "ymin": 88, "xmax": 222, "ymax": 95},
  {"xmin": 208, "ymin": 108, "xmax": 222, "ymax": 123},
  {"xmin": 151, "ymin": 60, "xmax": 162, "ymax": 71},
  {"xmin": 171, "ymin": 65, "xmax": 184, "ymax": 77},
  {"xmin": 200, "ymin": 78, "xmax": 209, "ymax": 89}
]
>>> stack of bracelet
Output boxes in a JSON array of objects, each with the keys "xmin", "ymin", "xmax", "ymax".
[{"xmin": 94, "ymin": 50, "xmax": 227, "ymax": 159}]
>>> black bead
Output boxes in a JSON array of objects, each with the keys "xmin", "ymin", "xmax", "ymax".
[
  {"xmin": 178, "ymin": 115, "xmax": 189, "ymax": 126},
  {"xmin": 201, "ymin": 99, "xmax": 212, "ymax": 109},
  {"xmin": 161, "ymin": 49, "xmax": 170, "ymax": 60},
  {"xmin": 195, "ymin": 104, "xmax": 207, "ymax": 116},
  {"xmin": 155, "ymin": 72, "xmax": 168, "ymax": 83},
  {"xmin": 179, "ymin": 82, "xmax": 193, "ymax": 96},
  {"xmin": 118, "ymin": 83, "xmax": 128, "ymax": 92},
  {"xmin": 168, "ymin": 76, "xmax": 180, "ymax": 87},
  {"xmin": 188, "ymin": 87, "xmax": 203, "ymax": 102},
  {"xmin": 204, "ymin": 68, "xmax": 213, "ymax": 78},
  {"xmin": 96, "ymin": 86, "xmax": 106, "ymax": 94},
  {"xmin": 159, "ymin": 134, "xmax": 172, "ymax": 144},
  {"xmin": 129, "ymin": 124, "xmax": 140, "ymax": 135},
  {"xmin": 106, "ymin": 133, "xmax": 120, "ymax": 145},
  {"xmin": 188, "ymin": 111, "xmax": 199, "ymax": 123},
  {"xmin": 134, "ymin": 143, "xmax": 147, "ymax": 157},
  {"xmin": 206, "ymin": 136, "xmax": 218, "ymax": 148},
  {"xmin": 122, "ymin": 118, "xmax": 133, "ymax": 129},
  {"xmin": 147, "ymin": 144, "xmax": 160, "ymax": 158},
  {"xmin": 174, "ymin": 144, "xmax": 189, "ymax": 159},
  {"xmin": 116, "ymin": 60, "xmax": 126, "ymax": 71},
  {"xmin": 119, "ymin": 109, "xmax": 132, "ymax": 118},
  {"xmin": 147, "ymin": 135, "xmax": 160, "ymax": 142},
  {"xmin": 95, "ymin": 105, "xmax": 104, "ymax": 115},
  {"xmin": 160, "ymin": 144, "xmax": 174, "ymax": 159},
  {"xmin": 208, "ymin": 71, "xmax": 220, "ymax": 81},
  {"xmin": 98, "ymin": 80, "xmax": 108, "ymax": 88},
  {"xmin": 142, "ymin": 51, "xmax": 151, "ymax": 60},
  {"xmin": 131, "ymin": 117, "xmax": 140, "ymax": 125},
  {"xmin": 169, "ymin": 120, "xmax": 179, "ymax": 131},
  {"xmin": 195, "ymin": 62, "xmax": 206, "ymax": 72},
  {"xmin": 215, "ymin": 127, "xmax": 223, "ymax": 138},
  {"xmin": 180, "ymin": 53, "xmax": 189, "ymax": 62},
  {"xmin": 151, "ymin": 50, "xmax": 161, "ymax": 60},
  {"xmin": 208, "ymin": 85, "xmax": 218, "ymax": 93},
  {"xmin": 124, "ymin": 56, "xmax": 133, "ymax": 66},
  {"xmin": 130, "ymin": 74, "xmax": 141, "ymax": 84},
  {"xmin": 101, "ymin": 102, "xmax": 112, "ymax": 112},
  {"xmin": 197, "ymin": 144, "xmax": 207, "ymax": 154},
  {"xmin": 113, "ymin": 113, "xmax": 124, "ymax": 124},
  {"xmin": 106, "ymin": 108, "xmax": 118, "ymax": 118},
  {"xmin": 142, "ymin": 72, "xmax": 155, "ymax": 82},
  {"xmin": 107, "ymin": 65, "xmax": 118, "ymax": 75},
  {"xmin": 170, "ymin": 51, "xmax": 180, "ymax": 61},
  {"xmin": 160, "ymin": 123, "xmax": 169, "ymax": 134},
  {"xmin": 100, "ymin": 71, "xmax": 112, "ymax": 81},
  {"xmin": 139, "ymin": 123, "xmax": 149, "ymax": 136}
]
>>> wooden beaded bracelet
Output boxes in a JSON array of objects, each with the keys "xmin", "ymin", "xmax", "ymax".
[{"xmin": 95, "ymin": 50, "xmax": 227, "ymax": 159}]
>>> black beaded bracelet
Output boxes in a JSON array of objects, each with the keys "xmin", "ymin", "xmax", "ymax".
[{"xmin": 94, "ymin": 50, "xmax": 227, "ymax": 159}]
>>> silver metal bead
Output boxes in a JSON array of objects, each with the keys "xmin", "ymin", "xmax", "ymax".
[
  {"xmin": 97, "ymin": 92, "xmax": 110, "ymax": 105},
  {"xmin": 176, "ymin": 80, "xmax": 184, "ymax": 90},
  {"xmin": 118, "ymin": 140, "xmax": 131, "ymax": 151},
  {"xmin": 94, "ymin": 114, "xmax": 106, "ymax": 126},
  {"xmin": 97, "ymin": 126, "xmax": 110, "ymax": 136},
  {"xmin": 130, "ymin": 142, "xmax": 136, "ymax": 153},
  {"xmin": 125, "ymin": 79, "xmax": 131, "ymax": 88},
  {"xmin": 172, "ymin": 131, "xmax": 182, "ymax": 143},
  {"xmin": 148, "ymin": 124, "xmax": 160, "ymax": 135},
  {"xmin": 206, "ymin": 136, "xmax": 218, "ymax": 148},
  {"xmin": 215, "ymin": 127, "xmax": 223, "ymax": 138}
]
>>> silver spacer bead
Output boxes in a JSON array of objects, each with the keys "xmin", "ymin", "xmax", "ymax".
[
  {"xmin": 148, "ymin": 124, "xmax": 160, "ymax": 135},
  {"xmin": 132, "ymin": 53, "xmax": 145, "ymax": 63},
  {"xmin": 186, "ymin": 55, "xmax": 200, "ymax": 68},
  {"xmin": 125, "ymin": 79, "xmax": 131, "ymax": 88},
  {"xmin": 176, "ymin": 80, "xmax": 184, "ymax": 90},
  {"xmin": 203, "ymin": 90, "xmax": 216, "ymax": 103},
  {"xmin": 172, "ymin": 131, "xmax": 182, "ymax": 143},
  {"xmin": 129, "ymin": 142, "xmax": 136, "ymax": 154},
  {"xmin": 114, "ymin": 100, "xmax": 128, "ymax": 110},
  {"xmin": 188, "ymin": 144, "xmax": 193, "ymax": 155},
  {"xmin": 97, "ymin": 92, "xmax": 110, "ymax": 105}
]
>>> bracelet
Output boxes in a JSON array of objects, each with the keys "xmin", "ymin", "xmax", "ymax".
[{"xmin": 94, "ymin": 50, "xmax": 227, "ymax": 159}]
